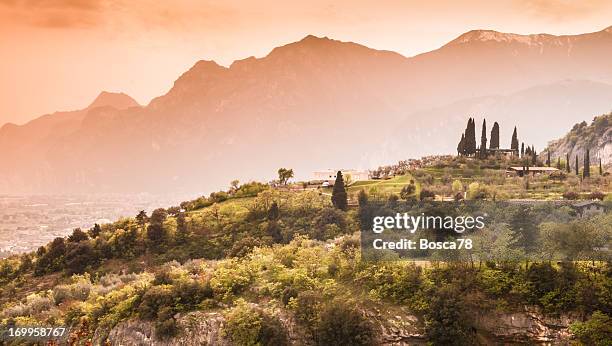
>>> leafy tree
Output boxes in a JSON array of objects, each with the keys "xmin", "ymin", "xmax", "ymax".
[
  {"xmin": 88, "ymin": 223, "xmax": 102, "ymax": 239},
  {"xmin": 65, "ymin": 242, "xmax": 97, "ymax": 275},
  {"xmin": 331, "ymin": 171, "xmax": 348, "ymax": 211},
  {"xmin": 230, "ymin": 179, "xmax": 240, "ymax": 192},
  {"xmin": 277, "ymin": 168, "xmax": 294, "ymax": 185},
  {"xmin": 400, "ymin": 182, "xmax": 416, "ymax": 200},
  {"xmin": 268, "ymin": 201, "xmax": 280, "ymax": 221},
  {"xmin": 175, "ymin": 212, "xmax": 189, "ymax": 244},
  {"xmin": 489, "ymin": 121, "xmax": 500, "ymax": 149},
  {"xmin": 147, "ymin": 208, "xmax": 168, "ymax": 247},
  {"xmin": 136, "ymin": 210, "xmax": 148, "ymax": 226},
  {"xmin": 67, "ymin": 228, "xmax": 88, "ymax": 243}
]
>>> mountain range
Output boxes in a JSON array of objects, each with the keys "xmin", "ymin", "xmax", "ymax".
[{"xmin": 1, "ymin": 26, "xmax": 612, "ymax": 194}]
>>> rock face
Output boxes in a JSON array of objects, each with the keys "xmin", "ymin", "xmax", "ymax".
[
  {"xmin": 100, "ymin": 312, "xmax": 228, "ymax": 346},
  {"xmin": 98, "ymin": 306, "xmax": 578, "ymax": 345},
  {"xmin": 474, "ymin": 309, "xmax": 576, "ymax": 344},
  {"xmin": 544, "ymin": 113, "xmax": 612, "ymax": 166}
]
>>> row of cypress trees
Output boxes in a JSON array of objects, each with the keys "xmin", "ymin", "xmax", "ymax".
[{"xmin": 457, "ymin": 118, "xmax": 516, "ymax": 157}]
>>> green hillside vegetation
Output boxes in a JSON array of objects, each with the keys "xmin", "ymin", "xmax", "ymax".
[{"xmin": 0, "ymin": 168, "xmax": 610, "ymax": 344}]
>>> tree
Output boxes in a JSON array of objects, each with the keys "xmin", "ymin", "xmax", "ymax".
[
  {"xmin": 65, "ymin": 242, "xmax": 97, "ymax": 275},
  {"xmin": 400, "ymin": 182, "xmax": 416, "ymax": 200},
  {"xmin": 277, "ymin": 168, "xmax": 294, "ymax": 185},
  {"xmin": 462, "ymin": 118, "xmax": 476, "ymax": 156},
  {"xmin": 136, "ymin": 210, "xmax": 148, "ymax": 226},
  {"xmin": 490, "ymin": 121, "xmax": 500, "ymax": 149},
  {"xmin": 175, "ymin": 212, "xmax": 189, "ymax": 244},
  {"xmin": 479, "ymin": 119, "xmax": 487, "ymax": 158},
  {"xmin": 566, "ymin": 153, "xmax": 571, "ymax": 173},
  {"xmin": 331, "ymin": 171, "xmax": 348, "ymax": 211},
  {"xmin": 230, "ymin": 179, "xmax": 240, "ymax": 193},
  {"xmin": 510, "ymin": 126, "xmax": 519, "ymax": 154},
  {"xmin": 457, "ymin": 133, "xmax": 465, "ymax": 156},
  {"xmin": 575, "ymin": 155, "xmax": 579, "ymax": 176},
  {"xmin": 89, "ymin": 223, "xmax": 102, "ymax": 239},
  {"xmin": 556, "ymin": 157, "xmax": 561, "ymax": 170},
  {"xmin": 531, "ymin": 147, "xmax": 537, "ymax": 165},
  {"xmin": 584, "ymin": 149, "xmax": 591, "ymax": 178},
  {"xmin": 267, "ymin": 201, "xmax": 280, "ymax": 221},
  {"xmin": 67, "ymin": 228, "xmax": 88, "ymax": 243},
  {"xmin": 521, "ymin": 142, "xmax": 525, "ymax": 157},
  {"xmin": 546, "ymin": 151, "xmax": 551, "ymax": 167},
  {"xmin": 147, "ymin": 208, "xmax": 168, "ymax": 247}
]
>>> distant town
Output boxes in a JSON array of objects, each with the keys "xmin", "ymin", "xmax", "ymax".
[{"xmin": 0, "ymin": 194, "xmax": 186, "ymax": 257}]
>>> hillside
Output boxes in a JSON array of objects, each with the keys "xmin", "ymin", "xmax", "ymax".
[
  {"xmin": 544, "ymin": 112, "xmax": 612, "ymax": 166},
  {"xmin": 2, "ymin": 27, "xmax": 612, "ymax": 194},
  {"xmin": 0, "ymin": 159, "xmax": 610, "ymax": 344}
]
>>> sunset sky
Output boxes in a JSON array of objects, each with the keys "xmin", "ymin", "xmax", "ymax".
[{"xmin": 1, "ymin": 0, "xmax": 611, "ymax": 125}]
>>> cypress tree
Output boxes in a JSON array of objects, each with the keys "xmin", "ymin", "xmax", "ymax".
[
  {"xmin": 556, "ymin": 157, "xmax": 561, "ymax": 170},
  {"xmin": 600, "ymin": 158, "xmax": 603, "ymax": 175},
  {"xmin": 531, "ymin": 147, "xmax": 537, "ymax": 165},
  {"xmin": 566, "ymin": 153, "xmax": 570, "ymax": 173},
  {"xmin": 331, "ymin": 171, "xmax": 348, "ymax": 211},
  {"xmin": 457, "ymin": 133, "xmax": 465, "ymax": 156},
  {"xmin": 490, "ymin": 122, "xmax": 500, "ymax": 149},
  {"xmin": 546, "ymin": 151, "xmax": 551, "ymax": 167},
  {"xmin": 521, "ymin": 143, "xmax": 525, "ymax": 157},
  {"xmin": 465, "ymin": 118, "xmax": 477, "ymax": 156},
  {"xmin": 510, "ymin": 127, "xmax": 519, "ymax": 154},
  {"xmin": 575, "ymin": 155, "xmax": 579, "ymax": 176},
  {"xmin": 480, "ymin": 119, "xmax": 487, "ymax": 158},
  {"xmin": 584, "ymin": 149, "xmax": 590, "ymax": 178}
]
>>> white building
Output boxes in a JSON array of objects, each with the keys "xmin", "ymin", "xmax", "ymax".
[{"xmin": 313, "ymin": 169, "xmax": 370, "ymax": 184}]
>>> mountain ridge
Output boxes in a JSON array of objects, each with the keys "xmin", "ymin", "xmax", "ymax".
[{"xmin": 1, "ymin": 27, "xmax": 612, "ymax": 194}]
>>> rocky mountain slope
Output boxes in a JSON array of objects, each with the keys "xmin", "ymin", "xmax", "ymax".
[
  {"xmin": 543, "ymin": 112, "xmax": 612, "ymax": 166},
  {"xmin": 2, "ymin": 26, "xmax": 612, "ymax": 194}
]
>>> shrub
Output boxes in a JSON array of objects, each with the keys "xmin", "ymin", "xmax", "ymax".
[
  {"xmin": 223, "ymin": 300, "xmax": 288, "ymax": 346},
  {"xmin": 314, "ymin": 302, "xmax": 375, "ymax": 346},
  {"xmin": 155, "ymin": 306, "xmax": 178, "ymax": 338},
  {"xmin": 419, "ymin": 189, "xmax": 436, "ymax": 201},
  {"xmin": 570, "ymin": 311, "xmax": 612, "ymax": 345},
  {"xmin": 424, "ymin": 285, "xmax": 473, "ymax": 345},
  {"xmin": 589, "ymin": 191, "xmax": 606, "ymax": 200},
  {"xmin": 138, "ymin": 285, "xmax": 174, "ymax": 320},
  {"xmin": 563, "ymin": 191, "xmax": 580, "ymax": 200}
]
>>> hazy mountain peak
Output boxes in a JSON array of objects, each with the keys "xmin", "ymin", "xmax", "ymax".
[
  {"xmin": 88, "ymin": 91, "xmax": 140, "ymax": 110},
  {"xmin": 446, "ymin": 29, "xmax": 553, "ymax": 46},
  {"xmin": 604, "ymin": 25, "xmax": 612, "ymax": 33}
]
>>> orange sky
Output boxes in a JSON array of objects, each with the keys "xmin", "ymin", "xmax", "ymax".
[{"xmin": 1, "ymin": 0, "xmax": 612, "ymax": 125}]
